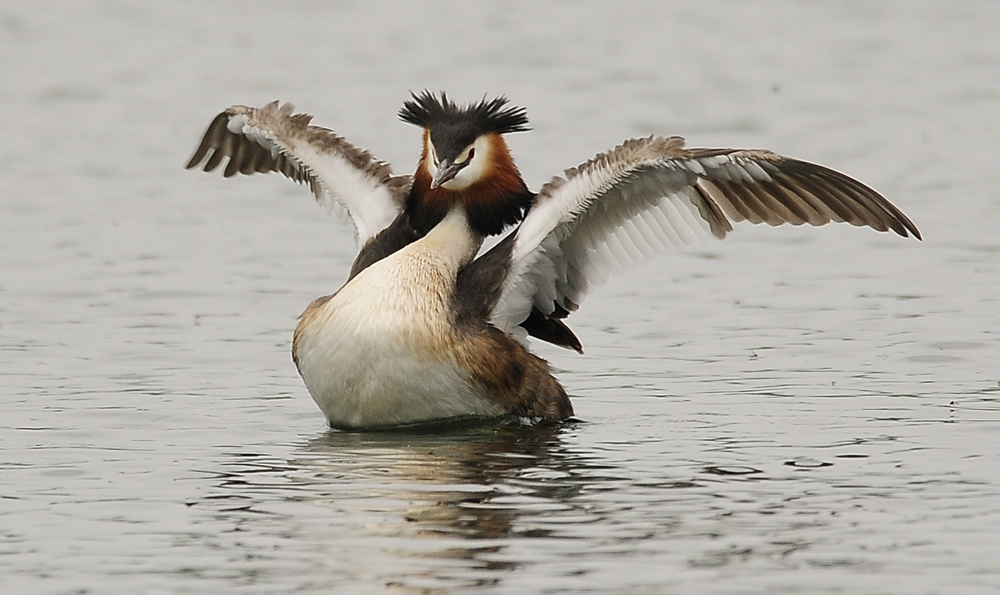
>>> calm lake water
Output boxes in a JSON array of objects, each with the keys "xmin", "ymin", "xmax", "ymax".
[{"xmin": 2, "ymin": 1, "xmax": 999, "ymax": 593}]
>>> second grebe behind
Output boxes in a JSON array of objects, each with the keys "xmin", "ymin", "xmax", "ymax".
[{"xmin": 187, "ymin": 92, "xmax": 920, "ymax": 429}]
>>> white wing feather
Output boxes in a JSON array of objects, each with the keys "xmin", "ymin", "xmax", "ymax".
[
  {"xmin": 492, "ymin": 135, "xmax": 920, "ymax": 338},
  {"xmin": 493, "ymin": 137, "xmax": 711, "ymax": 332},
  {"xmin": 187, "ymin": 101, "xmax": 409, "ymax": 246}
]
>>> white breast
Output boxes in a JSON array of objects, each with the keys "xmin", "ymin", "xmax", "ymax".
[{"xmin": 292, "ymin": 209, "xmax": 503, "ymax": 429}]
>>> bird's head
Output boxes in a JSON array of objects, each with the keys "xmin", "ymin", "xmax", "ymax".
[{"xmin": 400, "ymin": 91, "xmax": 534, "ymax": 236}]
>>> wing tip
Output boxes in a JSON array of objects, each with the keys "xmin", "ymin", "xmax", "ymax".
[{"xmin": 184, "ymin": 152, "xmax": 203, "ymax": 170}]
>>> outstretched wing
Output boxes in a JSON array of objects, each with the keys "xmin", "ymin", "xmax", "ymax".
[
  {"xmin": 491, "ymin": 135, "xmax": 920, "ymax": 347},
  {"xmin": 186, "ymin": 101, "xmax": 410, "ymax": 246}
]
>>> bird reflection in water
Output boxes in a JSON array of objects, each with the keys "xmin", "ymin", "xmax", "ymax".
[
  {"xmin": 304, "ymin": 423, "xmax": 585, "ymax": 537},
  {"xmin": 200, "ymin": 422, "xmax": 603, "ymax": 591}
]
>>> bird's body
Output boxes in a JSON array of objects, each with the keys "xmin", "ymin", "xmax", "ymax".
[
  {"xmin": 291, "ymin": 207, "xmax": 570, "ymax": 429},
  {"xmin": 187, "ymin": 92, "xmax": 920, "ymax": 430},
  {"xmin": 292, "ymin": 208, "xmax": 507, "ymax": 428}
]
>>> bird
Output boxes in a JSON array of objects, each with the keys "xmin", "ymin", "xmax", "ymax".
[{"xmin": 186, "ymin": 91, "xmax": 920, "ymax": 430}]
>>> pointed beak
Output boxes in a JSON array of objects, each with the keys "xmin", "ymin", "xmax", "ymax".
[{"xmin": 429, "ymin": 159, "xmax": 464, "ymax": 190}]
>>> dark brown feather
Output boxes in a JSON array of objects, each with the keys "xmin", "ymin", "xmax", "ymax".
[
  {"xmin": 691, "ymin": 151, "xmax": 920, "ymax": 239},
  {"xmin": 519, "ymin": 309, "xmax": 583, "ymax": 353},
  {"xmin": 453, "ymin": 233, "xmax": 517, "ymax": 324},
  {"xmin": 454, "ymin": 326, "xmax": 573, "ymax": 421},
  {"xmin": 347, "ymin": 213, "xmax": 421, "ymax": 280}
]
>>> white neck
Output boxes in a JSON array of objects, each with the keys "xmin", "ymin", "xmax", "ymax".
[{"xmin": 414, "ymin": 205, "xmax": 483, "ymax": 273}]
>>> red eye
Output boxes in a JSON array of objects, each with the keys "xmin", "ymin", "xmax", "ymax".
[{"xmin": 467, "ymin": 148, "xmax": 475, "ymax": 162}]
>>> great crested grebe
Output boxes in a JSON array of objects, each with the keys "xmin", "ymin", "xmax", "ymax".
[{"xmin": 187, "ymin": 92, "xmax": 920, "ymax": 430}]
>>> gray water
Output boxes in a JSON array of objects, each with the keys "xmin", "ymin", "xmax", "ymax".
[{"xmin": 2, "ymin": 1, "xmax": 999, "ymax": 593}]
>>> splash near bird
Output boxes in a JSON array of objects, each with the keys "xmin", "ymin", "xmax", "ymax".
[{"xmin": 187, "ymin": 92, "xmax": 920, "ymax": 430}]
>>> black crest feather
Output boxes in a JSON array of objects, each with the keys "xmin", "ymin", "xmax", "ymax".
[{"xmin": 399, "ymin": 91, "xmax": 530, "ymax": 136}]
